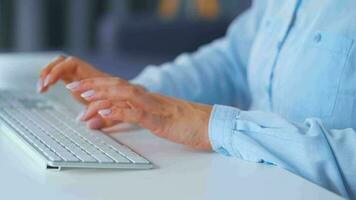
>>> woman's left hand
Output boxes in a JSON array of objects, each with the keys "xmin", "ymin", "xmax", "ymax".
[{"xmin": 66, "ymin": 77, "xmax": 213, "ymax": 150}]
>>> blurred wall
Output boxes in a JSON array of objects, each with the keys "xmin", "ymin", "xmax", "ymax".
[
  {"xmin": 0, "ymin": 0, "xmax": 251, "ymax": 78},
  {"xmin": 0, "ymin": 0, "xmax": 250, "ymax": 54}
]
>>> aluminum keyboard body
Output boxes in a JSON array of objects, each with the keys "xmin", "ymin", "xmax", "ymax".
[{"xmin": 0, "ymin": 90, "xmax": 153, "ymax": 170}]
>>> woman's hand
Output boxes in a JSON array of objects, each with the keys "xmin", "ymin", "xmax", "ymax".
[
  {"xmin": 67, "ymin": 77, "xmax": 213, "ymax": 150},
  {"xmin": 37, "ymin": 55, "xmax": 110, "ymax": 99},
  {"xmin": 37, "ymin": 56, "xmax": 118, "ymax": 129}
]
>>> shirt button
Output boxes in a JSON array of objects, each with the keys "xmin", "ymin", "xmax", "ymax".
[{"xmin": 314, "ymin": 33, "xmax": 322, "ymax": 43}]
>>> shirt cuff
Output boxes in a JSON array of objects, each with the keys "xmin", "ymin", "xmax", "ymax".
[{"xmin": 208, "ymin": 104, "xmax": 241, "ymax": 156}]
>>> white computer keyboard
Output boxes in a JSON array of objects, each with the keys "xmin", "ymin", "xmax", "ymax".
[{"xmin": 0, "ymin": 90, "xmax": 153, "ymax": 170}]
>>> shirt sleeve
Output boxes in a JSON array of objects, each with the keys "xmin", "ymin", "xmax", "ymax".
[
  {"xmin": 209, "ymin": 105, "xmax": 356, "ymax": 199},
  {"xmin": 130, "ymin": 1, "xmax": 266, "ymax": 108}
]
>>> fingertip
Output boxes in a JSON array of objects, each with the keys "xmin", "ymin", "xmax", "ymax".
[
  {"xmin": 56, "ymin": 55, "xmax": 66, "ymax": 61},
  {"xmin": 43, "ymin": 75, "xmax": 51, "ymax": 87},
  {"xmin": 65, "ymin": 81, "xmax": 81, "ymax": 91},
  {"xmin": 76, "ymin": 110, "xmax": 86, "ymax": 121},
  {"xmin": 87, "ymin": 117, "xmax": 103, "ymax": 129},
  {"xmin": 98, "ymin": 109, "xmax": 112, "ymax": 117},
  {"xmin": 80, "ymin": 90, "xmax": 95, "ymax": 100},
  {"xmin": 40, "ymin": 86, "xmax": 49, "ymax": 93},
  {"xmin": 36, "ymin": 79, "xmax": 43, "ymax": 93}
]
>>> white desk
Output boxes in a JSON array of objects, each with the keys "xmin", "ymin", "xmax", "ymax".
[{"xmin": 0, "ymin": 53, "xmax": 344, "ymax": 200}]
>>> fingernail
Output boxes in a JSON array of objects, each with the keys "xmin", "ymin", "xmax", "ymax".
[
  {"xmin": 36, "ymin": 79, "xmax": 43, "ymax": 93},
  {"xmin": 98, "ymin": 109, "xmax": 111, "ymax": 117},
  {"xmin": 87, "ymin": 117, "xmax": 102, "ymax": 129},
  {"xmin": 76, "ymin": 110, "xmax": 86, "ymax": 121},
  {"xmin": 81, "ymin": 90, "xmax": 95, "ymax": 99},
  {"xmin": 43, "ymin": 75, "xmax": 51, "ymax": 87},
  {"xmin": 66, "ymin": 81, "xmax": 80, "ymax": 90}
]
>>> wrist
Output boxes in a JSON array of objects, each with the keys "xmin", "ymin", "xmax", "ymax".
[{"xmin": 193, "ymin": 103, "xmax": 213, "ymax": 150}]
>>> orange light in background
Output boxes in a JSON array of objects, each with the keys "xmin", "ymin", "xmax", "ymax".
[
  {"xmin": 158, "ymin": 0, "xmax": 179, "ymax": 18},
  {"xmin": 196, "ymin": 0, "xmax": 219, "ymax": 19},
  {"xmin": 158, "ymin": 0, "xmax": 220, "ymax": 20}
]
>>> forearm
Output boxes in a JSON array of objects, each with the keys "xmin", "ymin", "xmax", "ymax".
[
  {"xmin": 131, "ymin": 2, "xmax": 267, "ymax": 107},
  {"xmin": 131, "ymin": 38, "xmax": 247, "ymax": 106}
]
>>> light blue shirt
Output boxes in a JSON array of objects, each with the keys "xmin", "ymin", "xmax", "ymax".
[{"xmin": 131, "ymin": 0, "xmax": 356, "ymax": 199}]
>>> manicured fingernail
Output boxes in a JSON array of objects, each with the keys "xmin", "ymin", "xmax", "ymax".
[
  {"xmin": 76, "ymin": 110, "xmax": 86, "ymax": 121},
  {"xmin": 43, "ymin": 75, "xmax": 51, "ymax": 87},
  {"xmin": 36, "ymin": 79, "xmax": 43, "ymax": 93},
  {"xmin": 98, "ymin": 109, "xmax": 111, "ymax": 116},
  {"xmin": 81, "ymin": 90, "xmax": 95, "ymax": 99},
  {"xmin": 66, "ymin": 81, "xmax": 80, "ymax": 90},
  {"xmin": 87, "ymin": 117, "xmax": 102, "ymax": 129}
]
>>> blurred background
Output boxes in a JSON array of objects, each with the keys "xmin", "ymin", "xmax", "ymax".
[{"xmin": 0, "ymin": 0, "xmax": 251, "ymax": 79}]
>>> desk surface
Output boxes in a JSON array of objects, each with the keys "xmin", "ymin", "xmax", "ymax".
[{"xmin": 0, "ymin": 53, "xmax": 343, "ymax": 200}]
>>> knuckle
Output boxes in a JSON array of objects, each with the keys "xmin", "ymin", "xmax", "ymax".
[
  {"xmin": 113, "ymin": 107, "xmax": 122, "ymax": 118},
  {"xmin": 113, "ymin": 77, "xmax": 121, "ymax": 82},
  {"xmin": 104, "ymin": 86, "xmax": 111, "ymax": 93},
  {"xmin": 95, "ymin": 91, "xmax": 105, "ymax": 99},
  {"xmin": 56, "ymin": 55, "xmax": 65, "ymax": 60},
  {"xmin": 65, "ymin": 56, "xmax": 76, "ymax": 62},
  {"xmin": 114, "ymin": 78, "xmax": 124, "ymax": 87},
  {"xmin": 78, "ymin": 80, "xmax": 85, "ymax": 87},
  {"xmin": 127, "ymin": 86, "xmax": 139, "ymax": 96},
  {"xmin": 80, "ymin": 79, "xmax": 93, "ymax": 87},
  {"xmin": 98, "ymin": 100, "xmax": 110, "ymax": 107},
  {"xmin": 107, "ymin": 88, "xmax": 117, "ymax": 98},
  {"xmin": 88, "ymin": 79, "xmax": 95, "ymax": 84}
]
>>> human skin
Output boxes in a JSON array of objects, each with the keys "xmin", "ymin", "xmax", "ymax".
[{"xmin": 38, "ymin": 56, "xmax": 212, "ymax": 150}]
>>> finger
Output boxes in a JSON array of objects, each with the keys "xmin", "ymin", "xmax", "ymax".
[
  {"xmin": 65, "ymin": 77, "xmax": 128, "ymax": 94},
  {"xmin": 85, "ymin": 114, "xmax": 121, "ymax": 130},
  {"xmin": 80, "ymin": 100, "xmax": 111, "ymax": 121},
  {"xmin": 81, "ymin": 100, "xmax": 130, "ymax": 121},
  {"xmin": 80, "ymin": 85, "xmax": 161, "ymax": 112},
  {"xmin": 38, "ymin": 55, "xmax": 66, "ymax": 93},
  {"xmin": 98, "ymin": 107, "xmax": 165, "ymax": 134},
  {"xmin": 42, "ymin": 56, "xmax": 79, "ymax": 91},
  {"xmin": 86, "ymin": 115, "xmax": 103, "ymax": 129},
  {"xmin": 101, "ymin": 122, "xmax": 138, "ymax": 133}
]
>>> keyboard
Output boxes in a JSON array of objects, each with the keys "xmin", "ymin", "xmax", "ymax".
[{"xmin": 0, "ymin": 90, "xmax": 153, "ymax": 170}]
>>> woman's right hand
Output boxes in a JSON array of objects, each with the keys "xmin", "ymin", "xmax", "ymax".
[
  {"xmin": 37, "ymin": 55, "xmax": 110, "ymax": 104},
  {"xmin": 37, "ymin": 55, "xmax": 118, "ymax": 130}
]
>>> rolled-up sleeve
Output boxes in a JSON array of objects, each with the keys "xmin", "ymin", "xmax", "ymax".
[{"xmin": 209, "ymin": 105, "xmax": 356, "ymax": 199}]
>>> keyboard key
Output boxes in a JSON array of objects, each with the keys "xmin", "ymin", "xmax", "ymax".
[
  {"xmin": 32, "ymin": 110, "xmax": 97, "ymax": 162},
  {"xmin": 98, "ymin": 145, "xmax": 130, "ymax": 163},
  {"xmin": 95, "ymin": 155, "xmax": 114, "ymax": 163},
  {"xmin": 109, "ymin": 143, "xmax": 149, "ymax": 164},
  {"xmin": 43, "ymin": 151, "xmax": 62, "ymax": 162},
  {"xmin": 0, "ymin": 112, "xmax": 63, "ymax": 162}
]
